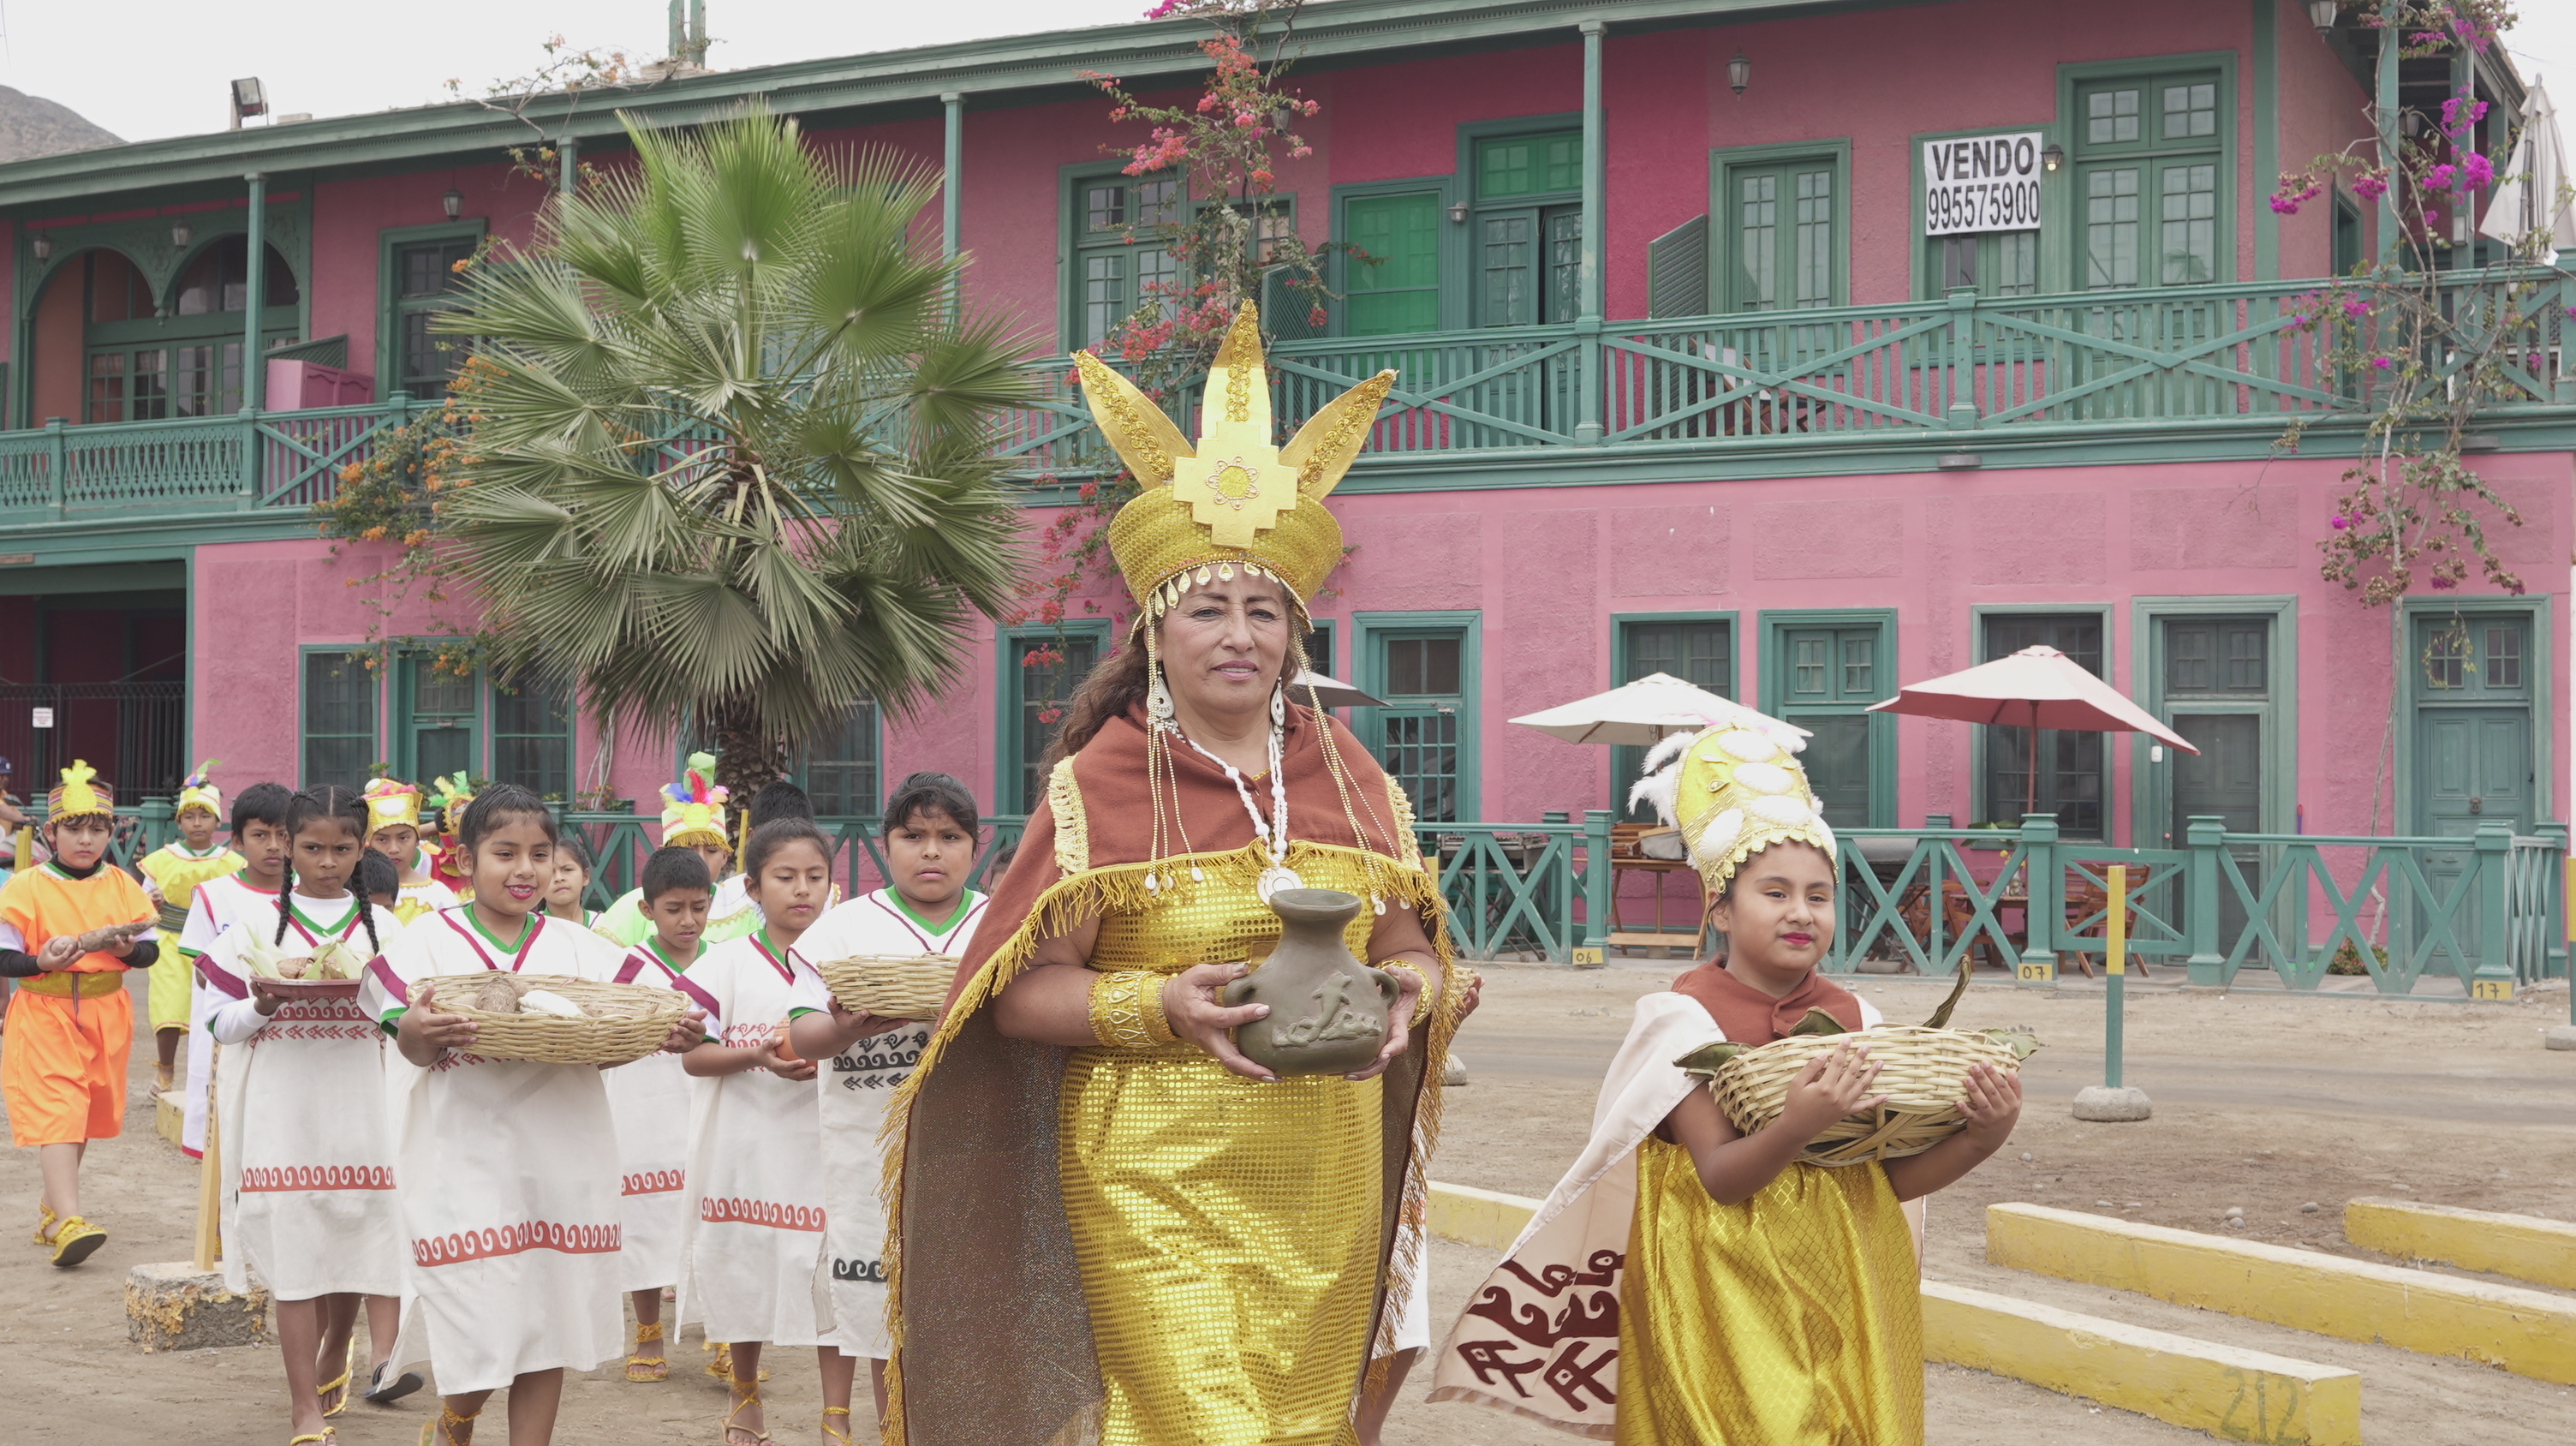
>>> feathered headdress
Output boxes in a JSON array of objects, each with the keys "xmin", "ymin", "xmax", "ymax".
[
  {"xmin": 47, "ymin": 760, "xmax": 112, "ymax": 823},
  {"xmin": 176, "ymin": 760, "xmax": 224, "ymax": 820},
  {"xmin": 1628, "ymin": 710, "xmax": 1836, "ymax": 897},
  {"xmin": 661, "ymin": 751, "xmax": 730, "ymax": 851}
]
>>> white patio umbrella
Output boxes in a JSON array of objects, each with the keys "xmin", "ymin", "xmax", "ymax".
[
  {"xmin": 1509, "ymin": 672, "xmax": 1811, "ymax": 747},
  {"xmin": 1288, "ymin": 670, "xmax": 1386, "ymax": 709},
  {"xmin": 2481, "ymin": 80, "xmax": 2576, "ymax": 255}
]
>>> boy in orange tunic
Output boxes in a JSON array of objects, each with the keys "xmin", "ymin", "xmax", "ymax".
[{"xmin": 0, "ymin": 761, "xmax": 159, "ymax": 1266}]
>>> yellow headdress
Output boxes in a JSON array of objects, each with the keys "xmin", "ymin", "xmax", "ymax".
[
  {"xmin": 1077, "ymin": 301, "xmax": 1392, "ymax": 621},
  {"xmin": 1628, "ymin": 714, "xmax": 1837, "ymax": 897},
  {"xmin": 361, "ymin": 777, "xmax": 424, "ymax": 834},
  {"xmin": 47, "ymin": 760, "xmax": 112, "ymax": 823},
  {"xmin": 661, "ymin": 751, "xmax": 730, "ymax": 851},
  {"xmin": 176, "ymin": 760, "xmax": 223, "ymax": 820}
]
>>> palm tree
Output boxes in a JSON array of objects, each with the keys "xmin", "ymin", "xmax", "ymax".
[{"xmin": 435, "ymin": 105, "xmax": 1033, "ymax": 804}]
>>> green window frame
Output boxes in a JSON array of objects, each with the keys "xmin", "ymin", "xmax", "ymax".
[
  {"xmin": 300, "ymin": 648, "xmax": 380, "ymax": 792},
  {"xmin": 1708, "ymin": 140, "xmax": 1850, "ymax": 316},
  {"xmin": 1458, "ymin": 118, "xmax": 1583, "ymax": 330},
  {"xmin": 796, "ymin": 698, "xmax": 882, "ymax": 816},
  {"xmin": 1355, "ymin": 610, "xmax": 1481, "ymax": 825},
  {"xmin": 1610, "ymin": 612, "xmax": 1736, "ymax": 821},
  {"xmin": 489, "ymin": 673, "xmax": 575, "ymax": 804},
  {"xmin": 1298, "ymin": 619, "xmax": 1336, "ymax": 683},
  {"xmin": 80, "ymin": 241, "xmax": 301, "ymax": 422},
  {"xmin": 2067, "ymin": 64, "xmax": 2229, "ymax": 290},
  {"xmin": 377, "ymin": 221, "xmax": 486, "ymax": 399},
  {"xmin": 998, "ymin": 623, "xmax": 1110, "ymax": 816},
  {"xmin": 1060, "ymin": 168, "xmax": 1183, "ymax": 352},
  {"xmin": 2126, "ymin": 596, "xmax": 2298, "ymax": 857},
  {"xmin": 1758, "ymin": 611, "xmax": 1895, "ymax": 829}
]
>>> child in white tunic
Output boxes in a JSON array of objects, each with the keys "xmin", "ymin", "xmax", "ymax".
[
  {"xmin": 203, "ymin": 786, "xmax": 414, "ymax": 1440},
  {"xmin": 363, "ymin": 784, "xmax": 701, "ymax": 1446},
  {"xmin": 677, "ymin": 817, "xmax": 838, "ymax": 1446},
  {"xmin": 788, "ymin": 772, "xmax": 990, "ymax": 1442},
  {"xmin": 606, "ymin": 845, "xmax": 718, "ymax": 1384},
  {"xmin": 176, "ymin": 781, "xmax": 293, "ymax": 1161}
]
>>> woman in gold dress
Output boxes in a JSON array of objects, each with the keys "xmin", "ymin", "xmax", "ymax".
[{"xmin": 881, "ymin": 305, "xmax": 1464, "ymax": 1446}]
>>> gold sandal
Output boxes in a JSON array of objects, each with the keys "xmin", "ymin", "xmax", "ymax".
[
  {"xmin": 418, "ymin": 1405, "xmax": 478, "ymax": 1446},
  {"xmin": 31, "ymin": 1203, "xmax": 57, "ymax": 1246},
  {"xmin": 821, "ymin": 1405, "xmax": 854, "ymax": 1446},
  {"xmin": 317, "ymin": 1343, "xmax": 354, "ymax": 1418},
  {"xmin": 47, "ymin": 1215, "xmax": 105, "ymax": 1267},
  {"xmin": 624, "ymin": 1320, "xmax": 668, "ymax": 1383},
  {"xmin": 288, "ymin": 1434, "xmax": 333, "ymax": 1445},
  {"xmin": 703, "ymin": 1340, "xmax": 770, "ymax": 1383},
  {"xmin": 723, "ymin": 1386, "xmax": 771, "ymax": 1446}
]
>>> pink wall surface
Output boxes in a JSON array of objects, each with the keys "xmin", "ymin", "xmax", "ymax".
[
  {"xmin": 2275, "ymin": 2, "xmax": 2379, "ymax": 276},
  {"xmin": 309, "ymin": 162, "xmax": 548, "ymax": 390}
]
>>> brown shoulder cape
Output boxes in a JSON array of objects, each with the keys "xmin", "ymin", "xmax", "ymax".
[{"xmin": 882, "ymin": 703, "xmax": 1461, "ymax": 1446}]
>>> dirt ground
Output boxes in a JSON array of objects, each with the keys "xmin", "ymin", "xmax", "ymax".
[{"xmin": 3, "ymin": 962, "xmax": 2573, "ymax": 1444}]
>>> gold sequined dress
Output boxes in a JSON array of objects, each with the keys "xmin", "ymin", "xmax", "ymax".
[
  {"xmin": 1616, "ymin": 1140, "xmax": 1923, "ymax": 1445},
  {"xmin": 884, "ymin": 708, "xmax": 1458, "ymax": 1446}
]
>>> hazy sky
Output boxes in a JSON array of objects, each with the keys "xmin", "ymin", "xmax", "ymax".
[{"xmin": 9, "ymin": 1, "xmax": 2573, "ymax": 147}]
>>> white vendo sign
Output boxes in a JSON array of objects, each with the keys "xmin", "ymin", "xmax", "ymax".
[{"xmin": 1924, "ymin": 131, "xmax": 2045, "ymax": 236}]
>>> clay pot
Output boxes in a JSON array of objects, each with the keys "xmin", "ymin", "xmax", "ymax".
[{"xmin": 1222, "ymin": 887, "xmax": 1398, "ymax": 1078}]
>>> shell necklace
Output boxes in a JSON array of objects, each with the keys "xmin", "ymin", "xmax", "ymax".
[{"xmin": 1179, "ymin": 724, "xmax": 1303, "ymax": 902}]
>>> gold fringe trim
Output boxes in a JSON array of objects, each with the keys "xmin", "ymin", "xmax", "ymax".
[
  {"xmin": 875, "ymin": 839, "xmax": 1455, "ymax": 1446},
  {"xmin": 1046, "ymin": 758, "xmax": 1088, "ymax": 875}
]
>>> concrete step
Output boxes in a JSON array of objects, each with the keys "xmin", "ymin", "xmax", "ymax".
[
  {"xmin": 2342, "ymin": 1198, "xmax": 2576, "ymax": 1294},
  {"xmin": 1988, "ymin": 1201, "xmax": 2576, "ymax": 1385}
]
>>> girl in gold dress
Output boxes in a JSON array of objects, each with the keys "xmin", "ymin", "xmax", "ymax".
[
  {"xmin": 881, "ymin": 305, "xmax": 1463, "ymax": 1446},
  {"xmin": 1433, "ymin": 726, "xmax": 2020, "ymax": 1444}
]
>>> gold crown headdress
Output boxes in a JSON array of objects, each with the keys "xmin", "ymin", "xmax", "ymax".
[
  {"xmin": 1629, "ymin": 714, "xmax": 1837, "ymax": 896},
  {"xmin": 1072, "ymin": 301, "xmax": 1404, "ymax": 901},
  {"xmin": 48, "ymin": 760, "xmax": 112, "ymax": 823},
  {"xmin": 362, "ymin": 778, "xmax": 424, "ymax": 834},
  {"xmin": 1078, "ymin": 302, "xmax": 1391, "ymax": 623},
  {"xmin": 661, "ymin": 751, "xmax": 730, "ymax": 851},
  {"xmin": 176, "ymin": 760, "xmax": 223, "ymax": 820}
]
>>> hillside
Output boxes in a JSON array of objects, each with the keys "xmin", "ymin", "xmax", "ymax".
[{"xmin": 0, "ymin": 86, "xmax": 118, "ymax": 162}]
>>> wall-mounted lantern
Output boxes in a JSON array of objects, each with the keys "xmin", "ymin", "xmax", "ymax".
[
  {"xmin": 443, "ymin": 188, "xmax": 464, "ymax": 221},
  {"xmin": 170, "ymin": 224, "xmax": 193, "ymax": 249},
  {"xmin": 1447, "ymin": 200, "xmax": 1469, "ymax": 224},
  {"xmin": 1727, "ymin": 52, "xmax": 1750, "ymax": 96},
  {"xmin": 2042, "ymin": 144, "xmax": 2065, "ymax": 173},
  {"xmin": 31, "ymin": 233, "xmax": 51, "ymax": 262},
  {"xmin": 2308, "ymin": 1, "xmax": 2340, "ymax": 33}
]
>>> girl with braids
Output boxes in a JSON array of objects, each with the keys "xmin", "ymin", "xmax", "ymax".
[
  {"xmin": 200, "ymin": 786, "xmax": 414, "ymax": 1440},
  {"xmin": 361, "ymin": 784, "xmax": 703, "ymax": 1446}
]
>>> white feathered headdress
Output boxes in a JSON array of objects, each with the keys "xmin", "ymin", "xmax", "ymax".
[{"xmin": 1628, "ymin": 713, "xmax": 1836, "ymax": 895}]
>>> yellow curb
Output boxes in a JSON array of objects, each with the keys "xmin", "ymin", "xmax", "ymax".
[
  {"xmin": 2343, "ymin": 1198, "xmax": 2576, "ymax": 1293},
  {"xmin": 1923, "ymin": 1280, "xmax": 2360, "ymax": 1446},
  {"xmin": 1989, "ymin": 1202, "xmax": 2576, "ymax": 1384},
  {"xmin": 1428, "ymin": 1180, "xmax": 1539, "ymax": 1252}
]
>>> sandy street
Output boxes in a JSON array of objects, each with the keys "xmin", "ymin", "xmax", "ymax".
[{"xmin": 3, "ymin": 961, "xmax": 2573, "ymax": 1444}]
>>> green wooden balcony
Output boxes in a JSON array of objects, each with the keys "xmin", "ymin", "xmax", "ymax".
[{"xmin": 5, "ymin": 272, "xmax": 2573, "ymax": 529}]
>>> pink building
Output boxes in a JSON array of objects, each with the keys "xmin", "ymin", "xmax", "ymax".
[{"xmin": 0, "ymin": 0, "xmax": 2563, "ymax": 977}]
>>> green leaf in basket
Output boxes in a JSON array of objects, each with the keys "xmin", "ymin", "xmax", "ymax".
[
  {"xmin": 1673, "ymin": 1041, "xmax": 1748, "ymax": 1076},
  {"xmin": 1922, "ymin": 953, "xmax": 1974, "ymax": 1030},
  {"xmin": 1788, "ymin": 1007, "xmax": 1849, "ymax": 1037},
  {"xmin": 1978, "ymin": 1027, "xmax": 2042, "ymax": 1061}
]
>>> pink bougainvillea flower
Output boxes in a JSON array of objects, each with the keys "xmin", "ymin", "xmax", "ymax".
[
  {"xmin": 2370, "ymin": 356, "xmax": 2394, "ymax": 370},
  {"xmin": 2425, "ymin": 163, "xmax": 2457, "ymax": 190},
  {"xmin": 2461, "ymin": 152, "xmax": 2495, "ymax": 189},
  {"xmin": 2342, "ymin": 298, "xmax": 2370, "ymax": 318},
  {"xmin": 2353, "ymin": 173, "xmax": 2389, "ymax": 200},
  {"xmin": 2330, "ymin": 515, "xmax": 2352, "ymax": 529}
]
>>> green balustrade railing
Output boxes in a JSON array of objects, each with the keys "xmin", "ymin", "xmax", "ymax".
[{"xmin": 1414, "ymin": 820, "xmax": 1583, "ymax": 961}]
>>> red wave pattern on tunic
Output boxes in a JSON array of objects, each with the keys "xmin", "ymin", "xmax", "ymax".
[
  {"xmin": 241, "ymin": 1165, "xmax": 397, "ymax": 1192},
  {"xmin": 698, "ymin": 1197, "xmax": 825, "ymax": 1232},
  {"xmin": 411, "ymin": 1219, "xmax": 623, "ymax": 1266},
  {"xmin": 622, "ymin": 1168, "xmax": 685, "ymax": 1197},
  {"xmin": 247, "ymin": 1024, "xmax": 385, "ymax": 1047}
]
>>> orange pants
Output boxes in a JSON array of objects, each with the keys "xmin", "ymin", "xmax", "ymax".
[{"xmin": 2, "ymin": 985, "xmax": 130, "ymax": 1147}]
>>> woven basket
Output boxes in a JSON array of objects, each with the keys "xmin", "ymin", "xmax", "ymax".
[
  {"xmin": 257, "ymin": 977, "xmax": 365, "ymax": 1001},
  {"xmin": 814, "ymin": 954, "xmax": 958, "ymax": 1022},
  {"xmin": 1708, "ymin": 1025, "xmax": 2024, "ymax": 1167},
  {"xmin": 423, "ymin": 972, "xmax": 683, "ymax": 1067}
]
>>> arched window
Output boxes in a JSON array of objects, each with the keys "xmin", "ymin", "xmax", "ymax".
[{"xmin": 79, "ymin": 236, "xmax": 301, "ymax": 422}]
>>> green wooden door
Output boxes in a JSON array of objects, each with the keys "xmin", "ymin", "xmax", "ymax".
[
  {"xmin": 2173, "ymin": 712, "xmax": 2260, "ymax": 945},
  {"xmin": 1775, "ymin": 624, "xmax": 1885, "ymax": 829},
  {"xmin": 1345, "ymin": 192, "xmax": 1441, "ymax": 337},
  {"xmin": 2411, "ymin": 615, "xmax": 2536, "ymax": 960},
  {"xmin": 399, "ymin": 654, "xmax": 479, "ymax": 786}
]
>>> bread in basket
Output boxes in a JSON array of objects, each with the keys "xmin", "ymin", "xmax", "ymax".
[
  {"xmin": 422, "ymin": 972, "xmax": 685, "ymax": 1067},
  {"xmin": 242, "ymin": 933, "xmax": 371, "ymax": 1001},
  {"xmin": 1675, "ymin": 964, "xmax": 2036, "ymax": 1167},
  {"xmin": 814, "ymin": 954, "xmax": 957, "ymax": 1023}
]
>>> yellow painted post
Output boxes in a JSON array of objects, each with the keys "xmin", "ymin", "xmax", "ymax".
[{"xmin": 2105, "ymin": 864, "xmax": 2126, "ymax": 1088}]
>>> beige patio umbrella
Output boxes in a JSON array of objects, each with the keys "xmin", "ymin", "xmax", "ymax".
[
  {"xmin": 1509, "ymin": 672, "xmax": 1810, "ymax": 748},
  {"xmin": 1288, "ymin": 671, "xmax": 1386, "ymax": 709},
  {"xmin": 1866, "ymin": 645, "xmax": 2197, "ymax": 818}
]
